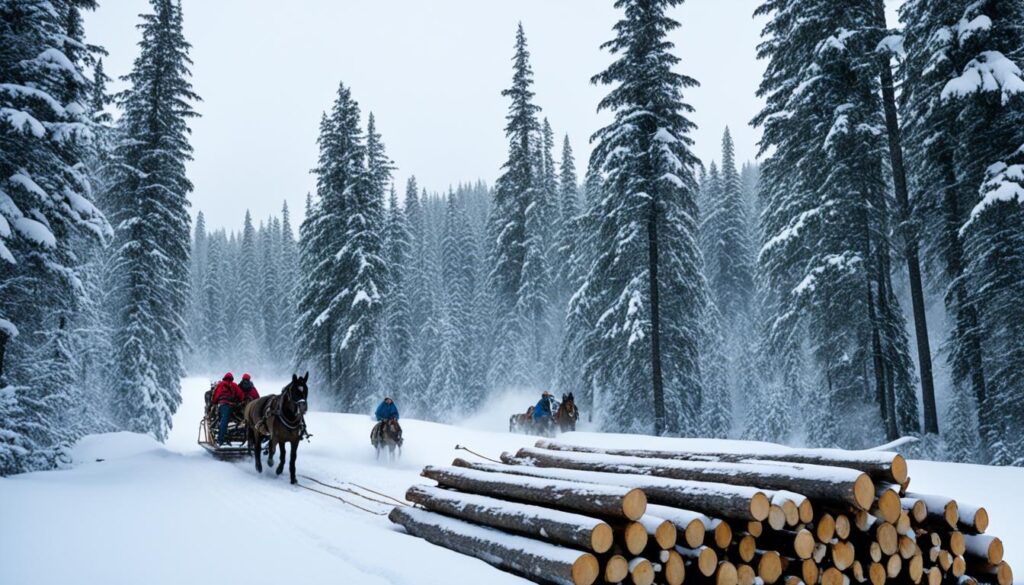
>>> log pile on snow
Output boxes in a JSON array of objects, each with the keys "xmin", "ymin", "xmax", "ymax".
[{"xmin": 389, "ymin": 439, "xmax": 1014, "ymax": 585}]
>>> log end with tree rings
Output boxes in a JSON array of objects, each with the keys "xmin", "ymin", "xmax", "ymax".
[
  {"xmin": 605, "ymin": 555, "xmax": 629, "ymax": 583},
  {"xmin": 816, "ymin": 512, "xmax": 836, "ymax": 543},
  {"xmin": 898, "ymin": 534, "xmax": 917, "ymax": 559},
  {"xmin": 869, "ymin": 563, "xmax": 887, "ymax": 585},
  {"xmin": 869, "ymin": 541, "xmax": 883, "ymax": 563},
  {"xmin": 952, "ymin": 555, "xmax": 967, "ymax": 577},
  {"xmin": 851, "ymin": 560, "xmax": 866, "ymax": 583},
  {"xmin": 653, "ymin": 518, "xmax": 677, "ymax": 550},
  {"xmin": 874, "ymin": 488, "xmax": 902, "ymax": 524},
  {"xmin": 782, "ymin": 500, "xmax": 800, "ymax": 527},
  {"xmin": 572, "ymin": 554, "xmax": 600, "ymax": 585},
  {"xmin": 909, "ymin": 499, "xmax": 927, "ymax": 523},
  {"xmin": 624, "ymin": 488, "xmax": 648, "ymax": 521},
  {"xmin": 822, "ymin": 566, "xmax": 845, "ymax": 585},
  {"xmin": 684, "ymin": 518, "xmax": 706, "ymax": 548},
  {"xmin": 624, "ymin": 521, "xmax": 649, "ymax": 555},
  {"xmin": 794, "ymin": 528, "xmax": 815, "ymax": 560},
  {"xmin": 897, "ymin": 510, "xmax": 912, "ymax": 535},
  {"xmin": 758, "ymin": 551, "xmax": 782, "ymax": 584},
  {"xmin": 738, "ymin": 534, "xmax": 756, "ymax": 563},
  {"xmin": 925, "ymin": 566, "xmax": 942, "ymax": 585},
  {"xmin": 908, "ymin": 553, "xmax": 924, "ymax": 583},
  {"xmin": 768, "ymin": 505, "xmax": 787, "ymax": 530},
  {"xmin": 713, "ymin": 521, "xmax": 733, "ymax": 550},
  {"xmin": 717, "ymin": 561, "xmax": 739, "ymax": 585},
  {"xmin": 877, "ymin": 522, "xmax": 899, "ymax": 556},
  {"xmin": 944, "ymin": 499, "xmax": 960, "ymax": 529},
  {"xmin": 751, "ymin": 492, "xmax": 771, "ymax": 521},
  {"xmin": 887, "ymin": 553, "xmax": 903, "ymax": 578},
  {"xmin": 974, "ymin": 507, "xmax": 990, "ymax": 534},
  {"xmin": 591, "ymin": 522, "xmax": 613, "ymax": 554},
  {"xmin": 737, "ymin": 563, "xmax": 756, "ymax": 585},
  {"xmin": 799, "ymin": 499, "xmax": 814, "ymax": 524},
  {"xmin": 835, "ymin": 513, "xmax": 852, "ymax": 539},
  {"xmin": 697, "ymin": 546, "xmax": 720, "ymax": 577},
  {"xmin": 801, "ymin": 558, "xmax": 819, "ymax": 585},
  {"xmin": 664, "ymin": 550, "xmax": 685, "ymax": 585},
  {"xmin": 948, "ymin": 531, "xmax": 966, "ymax": 556},
  {"xmin": 832, "ymin": 540, "xmax": 855, "ymax": 570},
  {"xmin": 854, "ymin": 474, "xmax": 876, "ymax": 510},
  {"xmin": 629, "ymin": 557, "xmax": 654, "ymax": 585},
  {"xmin": 747, "ymin": 521, "xmax": 763, "ymax": 537},
  {"xmin": 891, "ymin": 454, "xmax": 909, "ymax": 485}
]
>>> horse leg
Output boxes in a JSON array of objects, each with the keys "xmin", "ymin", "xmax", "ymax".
[
  {"xmin": 251, "ymin": 427, "xmax": 263, "ymax": 473},
  {"xmin": 289, "ymin": 440, "xmax": 298, "ymax": 485},
  {"xmin": 276, "ymin": 441, "xmax": 286, "ymax": 476},
  {"xmin": 267, "ymin": 434, "xmax": 276, "ymax": 468}
]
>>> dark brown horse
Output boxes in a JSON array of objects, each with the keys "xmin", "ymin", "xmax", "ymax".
[
  {"xmin": 244, "ymin": 372, "xmax": 309, "ymax": 484},
  {"xmin": 554, "ymin": 392, "xmax": 579, "ymax": 433},
  {"xmin": 371, "ymin": 418, "xmax": 403, "ymax": 462}
]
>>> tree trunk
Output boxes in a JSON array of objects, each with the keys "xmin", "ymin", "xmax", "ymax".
[
  {"xmin": 405, "ymin": 484, "xmax": 614, "ymax": 553},
  {"xmin": 422, "ymin": 465, "xmax": 647, "ymax": 520},
  {"xmin": 389, "ymin": 507, "xmax": 600, "ymax": 585},
  {"xmin": 648, "ymin": 184, "xmax": 666, "ymax": 436},
  {"xmin": 533, "ymin": 439, "xmax": 908, "ymax": 484},
  {"xmin": 514, "ymin": 447, "xmax": 875, "ymax": 510},
  {"xmin": 0, "ymin": 331, "xmax": 7, "ymax": 384},
  {"xmin": 872, "ymin": 0, "xmax": 938, "ymax": 433},
  {"xmin": 459, "ymin": 457, "xmax": 771, "ymax": 521}
]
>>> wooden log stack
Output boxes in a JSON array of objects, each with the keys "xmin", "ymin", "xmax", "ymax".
[{"xmin": 388, "ymin": 439, "xmax": 1014, "ymax": 585}]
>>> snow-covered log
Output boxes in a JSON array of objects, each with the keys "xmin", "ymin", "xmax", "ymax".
[
  {"xmin": 677, "ymin": 545, "xmax": 719, "ymax": 576},
  {"xmin": 956, "ymin": 503, "xmax": 990, "ymax": 534},
  {"xmin": 534, "ymin": 439, "xmax": 909, "ymax": 484},
  {"xmin": 604, "ymin": 554, "xmax": 629, "ymax": 583},
  {"xmin": 644, "ymin": 503, "xmax": 709, "ymax": 548},
  {"xmin": 637, "ymin": 513, "xmax": 677, "ymax": 549},
  {"xmin": 421, "ymin": 465, "xmax": 647, "ymax": 520},
  {"xmin": 388, "ymin": 507, "xmax": 600, "ymax": 585},
  {"xmin": 628, "ymin": 557, "xmax": 655, "ymax": 585},
  {"xmin": 515, "ymin": 446, "xmax": 876, "ymax": 510},
  {"xmin": 755, "ymin": 528, "xmax": 816, "ymax": 560},
  {"xmin": 455, "ymin": 458, "xmax": 771, "ymax": 521},
  {"xmin": 961, "ymin": 534, "xmax": 1003, "ymax": 565},
  {"xmin": 903, "ymin": 493, "xmax": 958, "ymax": 529},
  {"xmin": 404, "ymin": 484, "xmax": 614, "ymax": 553}
]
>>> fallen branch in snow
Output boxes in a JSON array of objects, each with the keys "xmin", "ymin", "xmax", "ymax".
[{"xmin": 455, "ymin": 443, "xmax": 503, "ymax": 463}]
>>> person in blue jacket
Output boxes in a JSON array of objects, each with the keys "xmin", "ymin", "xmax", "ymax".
[
  {"xmin": 375, "ymin": 397, "xmax": 399, "ymax": 421},
  {"xmin": 532, "ymin": 391, "xmax": 555, "ymax": 421}
]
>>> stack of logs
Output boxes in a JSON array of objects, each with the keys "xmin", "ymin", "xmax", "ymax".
[{"xmin": 389, "ymin": 439, "xmax": 1013, "ymax": 585}]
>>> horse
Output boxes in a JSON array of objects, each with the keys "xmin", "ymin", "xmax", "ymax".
[
  {"xmin": 371, "ymin": 418, "xmax": 403, "ymax": 462},
  {"xmin": 509, "ymin": 406, "xmax": 535, "ymax": 433},
  {"xmin": 554, "ymin": 392, "xmax": 579, "ymax": 433},
  {"xmin": 244, "ymin": 372, "xmax": 309, "ymax": 484}
]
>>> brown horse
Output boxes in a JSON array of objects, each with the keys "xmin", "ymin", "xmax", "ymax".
[
  {"xmin": 244, "ymin": 372, "xmax": 309, "ymax": 484},
  {"xmin": 371, "ymin": 418, "xmax": 403, "ymax": 462},
  {"xmin": 554, "ymin": 392, "xmax": 579, "ymax": 433}
]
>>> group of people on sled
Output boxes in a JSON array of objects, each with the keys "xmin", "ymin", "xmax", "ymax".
[{"xmin": 211, "ymin": 372, "xmax": 260, "ymax": 445}]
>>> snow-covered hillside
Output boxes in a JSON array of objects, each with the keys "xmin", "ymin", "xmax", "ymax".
[{"xmin": 1, "ymin": 377, "xmax": 1021, "ymax": 585}]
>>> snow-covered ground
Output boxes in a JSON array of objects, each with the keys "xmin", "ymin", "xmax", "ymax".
[{"xmin": 1, "ymin": 377, "xmax": 1021, "ymax": 584}]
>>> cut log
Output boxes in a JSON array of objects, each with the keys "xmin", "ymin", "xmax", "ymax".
[
  {"xmin": 903, "ymin": 493, "xmax": 958, "ymax": 529},
  {"xmin": 645, "ymin": 503, "xmax": 709, "ymax": 548},
  {"xmin": 515, "ymin": 447, "xmax": 876, "ymax": 510},
  {"xmin": 836, "ymin": 513, "xmax": 853, "ymax": 538},
  {"xmin": 832, "ymin": 540, "xmax": 856, "ymax": 570},
  {"xmin": 852, "ymin": 560, "xmax": 867, "ymax": 583},
  {"xmin": 907, "ymin": 553, "xmax": 924, "ymax": 584},
  {"xmin": 969, "ymin": 561, "xmax": 1013, "ymax": 585},
  {"xmin": 747, "ymin": 521, "xmax": 764, "ymax": 537},
  {"xmin": 952, "ymin": 555, "xmax": 966, "ymax": 577},
  {"xmin": 768, "ymin": 505, "xmax": 788, "ymax": 531},
  {"xmin": 896, "ymin": 510, "xmax": 912, "ymax": 535},
  {"xmin": 629, "ymin": 557, "xmax": 654, "ymax": 585},
  {"xmin": 678, "ymin": 545, "xmax": 719, "ymax": 577},
  {"xmin": 422, "ymin": 465, "xmax": 646, "ymax": 520},
  {"xmin": 886, "ymin": 554, "xmax": 903, "ymax": 578},
  {"xmin": 876, "ymin": 521, "xmax": 899, "ymax": 556},
  {"xmin": 924, "ymin": 566, "xmax": 941, "ymax": 585},
  {"xmin": 755, "ymin": 550, "xmax": 783, "ymax": 584},
  {"xmin": 533, "ymin": 439, "xmax": 909, "ymax": 484},
  {"xmin": 716, "ymin": 561, "xmax": 740, "ymax": 585},
  {"xmin": 467, "ymin": 458, "xmax": 771, "ymax": 521},
  {"xmin": 757, "ymin": 528, "xmax": 816, "ymax": 560},
  {"xmin": 618, "ymin": 521, "xmax": 649, "ymax": 555},
  {"xmin": 710, "ymin": 519, "xmax": 733, "ymax": 550},
  {"xmin": 735, "ymin": 533, "xmax": 756, "ymax": 563},
  {"xmin": 869, "ymin": 562, "xmax": 887, "ymax": 585},
  {"xmin": 938, "ymin": 549, "xmax": 953, "ymax": 572},
  {"xmin": 405, "ymin": 484, "xmax": 614, "ymax": 554},
  {"xmin": 737, "ymin": 563, "xmax": 756, "ymax": 585},
  {"xmin": 957, "ymin": 503, "xmax": 989, "ymax": 534},
  {"xmin": 962, "ymin": 534, "xmax": 1003, "ymax": 564},
  {"xmin": 664, "ymin": 550, "xmax": 686, "ymax": 585},
  {"xmin": 869, "ymin": 541, "xmax": 883, "ymax": 562},
  {"xmin": 638, "ymin": 514, "xmax": 676, "ymax": 550},
  {"xmin": 903, "ymin": 497, "xmax": 927, "ymax": 523},
  {"xmin": 816, "ymin": 512, "xmax": 837, "ymax": 543},
  {"xmin": 898, "ymin": 534, "xmax": 918, "ymax": 559},
  {"xmin": 823, "ymin": 566, "xmax": 846, "ymax": 585},
  {"xmin": 799, "ymin": 558, "xmax": 819, "ymax": 585},
  {"xmin": 873, "ymin": 486, "xmax": 903, "ymax": 524},
  {"xmin": 941, "ymin": 531, "xmax": 966, "ymax": 556},
  {"xmin": 389, "ymin": 507, "xmax": 600, "ymax": 585},
  {"xmin": 605, "ymin": 555, "xmax": 629, "ymax": 583}
]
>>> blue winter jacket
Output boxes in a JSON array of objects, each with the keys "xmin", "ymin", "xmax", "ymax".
[
  {"xmin": 375, "ymin": 401, "xmax": 399, "ymax": 421},
  {"xmin": 533, "ymin": 397, "xmax": 553, "ymax": 420}
]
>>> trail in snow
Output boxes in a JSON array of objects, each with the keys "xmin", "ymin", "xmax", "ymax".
[{"xmin": 1, "ymin": 377, "xmax": 1022, "ymax": 585}]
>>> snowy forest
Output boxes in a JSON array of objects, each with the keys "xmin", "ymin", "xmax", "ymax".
[{"xmin": 2, "ymin": 0, "xmax": 1024, "ymax": 477}]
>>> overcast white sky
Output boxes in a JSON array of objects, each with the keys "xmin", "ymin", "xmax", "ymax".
[{"xmin": 84, "ymin": 1, "xmax": 777, "ymax": 230}]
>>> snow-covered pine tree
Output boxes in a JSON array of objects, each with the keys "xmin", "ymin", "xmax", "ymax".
[
  {"xmin": 698, "ymin": 161, "xmax": 721, "ymax": 280},
  {"xmin": 278, "ymin": 200, "xmax": 300, "ymax": 365},
  {"xmin": 258, "ymin": 215, "xmax": 281, "ymax": 363},
  {"xmin": 200, "ymin": 232, "xmax": 229, "ymax": 368},
  {"xmin": 0, "ymin": 0, "xmax": 113, "ymax": 473},
  {"xmin": 575, "ymin": 0, "xmax": 706, "ymax": 435},
  {"xmin": 900, "ymin": 0, "xmax": 1024, "ymax": 462},
  {"xmin": 379, "ymin": 184, "xmax": 413, "ymax": 402},
  {"xmin": 486, "ymin": 23, "xmax": 543, "ymax": 392},
  {"xmin": 234, "ymin": 211, "xmax": 261, "ymax": 365},
  {"xmin": 553, "ymin": 135, "xmax": 579, "ymax": 303}
]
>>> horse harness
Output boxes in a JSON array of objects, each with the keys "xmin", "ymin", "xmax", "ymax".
[{"xmin": 256, "ymin": 390, "xmax": 310, "ymax": 440}]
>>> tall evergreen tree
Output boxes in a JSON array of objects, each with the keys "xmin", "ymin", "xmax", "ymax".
[
  {"xmin": 569, "ymin": 0, "xmax": 705, "ymax": 435},
  {"xmin": 105, "ymin": 0, "xmax": 197, "ymax": 440}
]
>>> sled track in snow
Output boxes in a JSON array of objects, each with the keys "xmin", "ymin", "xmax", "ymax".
[{"xmin": 297, "ymin": 474, "xmax": 410, "ymax": 516}]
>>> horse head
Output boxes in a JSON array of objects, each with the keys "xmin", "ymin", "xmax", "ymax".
[{"xmin": 287, "ymin": 372, "xmax": 309, "ymax": 416}]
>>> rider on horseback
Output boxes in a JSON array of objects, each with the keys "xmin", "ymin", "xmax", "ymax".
[
  {"xmin": 212, "ymin": 372, "xmax": 243, "ymax": 445},
  {"xmin": 372, "ymin": 397, "xmax": 401, "ymax": 448}
]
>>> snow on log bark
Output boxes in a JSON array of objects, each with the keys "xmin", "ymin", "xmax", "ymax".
[
  {"xmin": 903, "ymin": 493, "xmax": 958, "ymax": 529},
  {"xmin": 388, "ymin": 506, "xmax": 600, "ymax": 585},
  {"xmin": 516, "ymin": 446, "xmax": 875, "ymax": 510},
  {"xmin": 454, "ymin": 457, "xmax": 770, "ymax": 521},
  {"xmin": 404, "ymin": 484, "xmax": 615, "ymax": 553},
  {"xmin": 644, "ymin": 503, "xmax": 710, "ymax": 548},
  {"xmin": 961, "ymin": 534, "xmax": 1003, "ymax": 564},
  {"xmin": 534, "ymin": 439, "xmax": 908, "ymax": 484},
  {"xmin": 421, "ymin": 465, "xmax": 646, "ymax": 520},
  {"xmin": 957, "ymin": 503, "xmax": 989, "ymax": 534}
]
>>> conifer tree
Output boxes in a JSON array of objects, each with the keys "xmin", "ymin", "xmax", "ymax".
[{"xmin": 571, "ymin": 0, "xmax": 706, "ymax": 435}]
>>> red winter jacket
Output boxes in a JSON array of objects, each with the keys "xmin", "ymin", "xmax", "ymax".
[
  {"xmin": 213, "ymin": 380, "xmax": 243, "ymax": 405},
  {"xmin": 239, "ymin": 380, "xmax": 259, "ymax": 401}
]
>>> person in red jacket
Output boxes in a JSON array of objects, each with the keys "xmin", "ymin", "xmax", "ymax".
[
  {"xmin": 212, "ymin": 372, "xmax": 242, "ymax": 445},
  {"xmin": 239, "ymin": 373, "xmax": 259, "ymax": 402}
]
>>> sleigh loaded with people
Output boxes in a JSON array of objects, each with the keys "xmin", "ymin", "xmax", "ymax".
[
  {"xmin": 198, "ymin": 381, "xmax": 251, "ymax": 458},
  {"xmin": 508, "ymin": 392, "xmax": 579, "ymax": 436}
]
